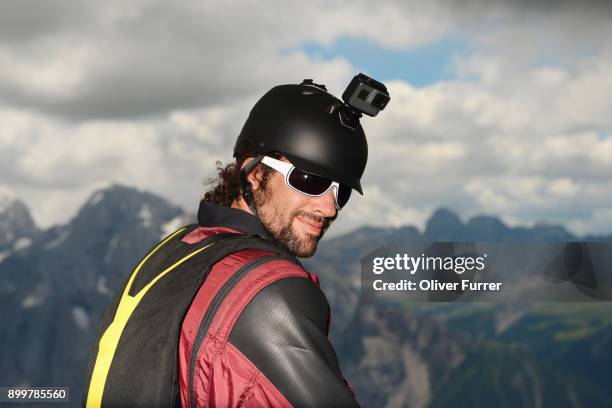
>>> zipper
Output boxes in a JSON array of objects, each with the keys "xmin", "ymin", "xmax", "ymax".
[{"xmin": 188, "ymin": 253, "xmax": 289, "ymax": 408}]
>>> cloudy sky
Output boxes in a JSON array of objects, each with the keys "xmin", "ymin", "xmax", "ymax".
[{"xmin": 1, "ymin": 0, "xmax": 611, "ymax": 237}]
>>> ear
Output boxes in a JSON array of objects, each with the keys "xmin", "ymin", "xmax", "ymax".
[{"xmin": 241, "ymin": 157, "xmax": 265, "ymax": 191}]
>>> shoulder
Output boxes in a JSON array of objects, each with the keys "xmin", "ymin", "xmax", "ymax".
[
  {"xmin": 227, "ymin": 254, "xmax": 328, "ymax": 326},
  {"xmin": 240, "ymin": 275, "xmax": 330, "ymax": 325},
  {"xmin": 229, "ymin": 274, "xmax": 332, "ymax": 356}
]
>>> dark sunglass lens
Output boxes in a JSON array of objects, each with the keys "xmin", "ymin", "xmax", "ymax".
[
  {"xmin": 337, "ymin": 184, "xmax": 352, "ymax": 209},
  {"xmin": 288, "ymin": 169, "xmax": 332, "ymax": 195}
]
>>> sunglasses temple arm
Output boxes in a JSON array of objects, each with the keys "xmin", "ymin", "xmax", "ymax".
[{"xmin": 239, "ymin": 154, "xmax": 265, "ymax": 216}]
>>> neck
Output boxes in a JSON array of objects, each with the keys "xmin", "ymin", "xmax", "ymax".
[{"xmin": 231, "ymin": 196, "xmax": 254, "ymax": 216}]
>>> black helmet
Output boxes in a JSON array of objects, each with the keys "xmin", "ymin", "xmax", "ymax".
[
  {"xmin": 234, "ymin": 74, "xmax": 389, "ymax": 214},
  {"xmin": 234, "ymin": 79, "xmax": 373, "ymax": 194}
]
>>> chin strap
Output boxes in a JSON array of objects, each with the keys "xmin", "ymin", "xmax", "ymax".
[{"xmin": 239, "ymin": 154, "xmax": 265, "ymax": 217}]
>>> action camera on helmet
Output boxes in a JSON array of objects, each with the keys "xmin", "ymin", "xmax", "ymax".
[{"xmin": 342, "ymin": 73, "xmax": 390, "ymax": 117}]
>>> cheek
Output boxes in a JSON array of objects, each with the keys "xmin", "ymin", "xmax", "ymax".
[{"xmin": 269, "ymin": 176, "xmax": 307, "ymax": 213}]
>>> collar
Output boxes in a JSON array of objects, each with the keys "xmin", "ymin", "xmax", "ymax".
[{"xmin": 197, "ymin": 201, "xmax": 277, "ymax": 242}]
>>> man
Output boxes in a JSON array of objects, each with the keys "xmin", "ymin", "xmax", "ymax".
[{"xmin": 84, "ymin": 76, "xmax": 389, "ymax": 407}]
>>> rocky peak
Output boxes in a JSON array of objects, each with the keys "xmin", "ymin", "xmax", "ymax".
[
  {"xmin": 466, "ymin": 215, "xmax": 509, "ymax": 240},
  {"xmin": 0, "ymin": 187, "xmax": 39, "ymax": 251},
  {"xmin": 72, "ymin": 184, "xmax": 186, "ymax": 235},
  {"xmin": 424, "ymin": 208, "xmax": 464, "ymax": 240}
]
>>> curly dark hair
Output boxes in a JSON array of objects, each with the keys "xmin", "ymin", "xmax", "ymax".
[{"xmin": 202, "ymin": 146, "xmax": 277, "ymax": 207}]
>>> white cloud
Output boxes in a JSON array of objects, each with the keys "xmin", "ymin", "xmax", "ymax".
[
  {"xmin": 0, "ymin": 0, "xmax": 611, "ymax": 237},
  {"xmin": 0, "ymin": 0, "xmax": 449, "ymax": 119},
  {"xmin": 358, "ymin": 49, "xmax": 612, "ymax": 235}
]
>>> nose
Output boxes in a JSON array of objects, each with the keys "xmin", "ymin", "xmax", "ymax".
[{"xmin": 313, "ymin": 187, "xmax": 337, "ymax": 217}]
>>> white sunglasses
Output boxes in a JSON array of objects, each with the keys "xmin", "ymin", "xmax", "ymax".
[{"xmin": 260, "ymin": 156, "xmax": 352, "ymax": 210}]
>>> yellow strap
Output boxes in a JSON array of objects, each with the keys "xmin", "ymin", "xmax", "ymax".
[{"xmin": 86, "ymin": 227, "xmax": 215, "ymax": 408}]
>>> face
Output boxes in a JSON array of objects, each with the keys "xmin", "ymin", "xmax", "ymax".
[{"xmin": 250, "ymin": 157, "xmax": 338, "ymax": 258}]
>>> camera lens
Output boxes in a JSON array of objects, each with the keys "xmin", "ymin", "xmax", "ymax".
[
  {"xmin": 372, "ymin": 93, "xmax": 389, "ymax": 109},
  {"xmin": 357, "ymin": 89, "xmax": 370, "ymax": 100}
]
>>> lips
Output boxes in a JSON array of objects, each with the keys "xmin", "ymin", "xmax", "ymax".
[{"xmin": 296, "ymin": 215, "xmax": 324, "ymax": 235}]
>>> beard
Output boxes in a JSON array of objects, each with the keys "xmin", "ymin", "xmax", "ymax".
[
  {"xmin": 276, "ymin": 210, "xmax": 330, "ymax": 257},
  {"xmin": 253, "ymin": 186, "xmax": 331, "ymax": 258}
]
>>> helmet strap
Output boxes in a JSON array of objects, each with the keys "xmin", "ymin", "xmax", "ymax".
[{"xmin": 239, "ymin": 154, "xmax": 264, "ymax": 217}]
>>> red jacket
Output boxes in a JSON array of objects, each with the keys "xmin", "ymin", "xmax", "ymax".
[{"xmin": 177, "ymin": 202, "xmax": 359, "ymax": 407}]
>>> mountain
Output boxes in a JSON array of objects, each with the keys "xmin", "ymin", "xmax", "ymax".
[
  {"xmin": 1, "ymin": 190, "xmax": 611, "ymax": 407},
  {"xmin": 0, "ymin": 188, "xmax": 40, "ymax": 257},
  {"xmin": 304, "ymin": 208, "xmax": 612, "ymax": 407},
  {"xmin": 0, "ymin": 185, "xmax": 192, "ymax": 405},
  {"xmin": 305, "ymin": 207, "xmax": 601, "ymax": 333},
  {"xmin": 424, "ymin": 208, "xmax": 577, "ymax": 242}
]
